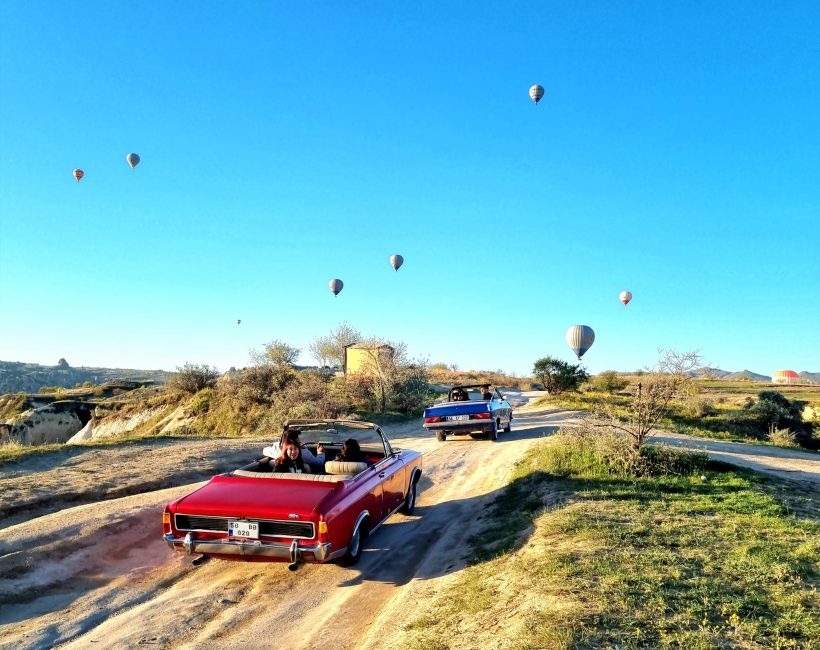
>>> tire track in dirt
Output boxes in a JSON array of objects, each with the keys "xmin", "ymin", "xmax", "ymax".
[{"xmin": 1, "ymin": 408, "xmax": 565, "ymax": 649}]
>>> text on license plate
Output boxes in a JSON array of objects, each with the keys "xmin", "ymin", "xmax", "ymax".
[
  {"xmin": 228, "ymin": 520, "xmax": 259, "ymax": 539},
  {"xmin": 448, "ymin": 415, "xmax": 470, "ymax": 421}
]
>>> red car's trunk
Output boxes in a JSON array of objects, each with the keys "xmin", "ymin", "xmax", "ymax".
[{"xmin": 174, "ymin": 475, "xmax": 339, "ymax": 521}]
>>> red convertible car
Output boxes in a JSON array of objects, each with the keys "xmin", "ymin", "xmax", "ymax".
[{"xmin": 162, "ymin": 419, "xmax": 422, "ymax": 568}]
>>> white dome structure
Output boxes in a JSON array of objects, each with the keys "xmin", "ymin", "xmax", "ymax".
[{"xmin": 772, "ymin": 370, "xmax": 800, "ymax": 385}]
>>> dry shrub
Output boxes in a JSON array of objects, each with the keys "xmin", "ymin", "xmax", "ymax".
[
  {"xmin": 560, "ymin": 418, "xmax": 708, "ymax": 477},
  {"xmin": 681, "ymin": 397, "xmax": 717, "ymax": 417},
  {"xmin": 277, "ymin": 372, "xmax": 347, "ymax": 419},
  {"xmin": 225, "ymin": 365, "xmax": 295, "ymax": 404},
  {"xmin": 767, "ymin": 425, "xmax": 798, "ymax": 448},
  {"xmin": 170, "ymin": 363, "xmax": 219, "ymax": 394}
]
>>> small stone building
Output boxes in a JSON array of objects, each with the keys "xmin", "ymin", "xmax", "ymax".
[{"xmin": 344, "ymin": 343, "xmax": 395, "ymax": 376}]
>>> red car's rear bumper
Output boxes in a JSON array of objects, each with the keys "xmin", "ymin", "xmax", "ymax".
[{"xmin": 164, "ymin": 533, "xmax": 334, "ymax": 562}]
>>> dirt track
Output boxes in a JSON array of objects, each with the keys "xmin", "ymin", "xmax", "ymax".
[
  {"xmin": 0, "ymin": 397, "xmax": 570, "ymax": 650},
  {"xmin": 2, "ymin": 399, "xmax": 818, "ymax": 650}
]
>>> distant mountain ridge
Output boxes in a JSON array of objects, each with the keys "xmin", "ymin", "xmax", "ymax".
[
  {"xmin": 690, "ymin": 367, "xmax": 820, "ymax": 383},
  {"xmin": 0, "ymin": 360, "xmax": 171, "ymax": 394}
]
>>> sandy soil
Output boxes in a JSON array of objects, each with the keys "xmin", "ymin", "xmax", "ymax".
[{"xmin": 1, "ymin": 392, "xmax": 816, "ymax": 649}]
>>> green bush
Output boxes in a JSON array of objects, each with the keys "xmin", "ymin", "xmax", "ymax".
[
  {"xmin": 588, "ymin": 370, "xmax": 629, "ymax": 393},
  {"xmin": 744, "ymin": 390, "xmax": 812, "ymax": 445},
  {"xmin": 190, "ymin": 388, "xmax": 214, "ymax": 415},
  {"xmin": 533, "ymin": 356, "xmax": 589, "ymax": 395}
]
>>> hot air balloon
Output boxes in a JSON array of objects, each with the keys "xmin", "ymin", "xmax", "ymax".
[
  {"xmin": 73, "ymin": 169, "xmax": 84, "ymax": 182},
  {"xmin": 619, "ymin": 290, "xmax": 633, "ymax": 306},
  {"xmin": 390, "ymin": 254, "xmax": 404, "ymax": 272},
  {"xmin": 126, "ymin": 153, "xmax": 141, "ymax": 168},
  {"xmin": 529, "ymin": 84, "xmax": 545, "ymax": 105},
  {"xmin": 565, "ymin": 325, "xmax": 595, "ymax": 360},
  {"xmin": 329, "ymin": 279, "xmax": 344, "ymax": 296},
  {"xmin": 237, "ymin": 319, "xmax": 241, "ymax": 325}
]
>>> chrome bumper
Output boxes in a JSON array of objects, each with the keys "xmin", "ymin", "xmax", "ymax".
[
  {"xmin": 424, "ymin": 421, "xmax": 494, "ymax": 432},
  {"xmin": 165, "ymin": 533, "xmax": 332, "ymax": 562}
]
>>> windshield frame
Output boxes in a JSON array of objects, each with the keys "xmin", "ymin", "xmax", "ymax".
[{"xmin": 279, "ymin": 419, "xmax": 391, "ymax": 456}]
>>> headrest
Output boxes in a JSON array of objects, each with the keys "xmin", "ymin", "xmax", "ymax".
[{"xmin": 325, "ymin": 460, "xmax": 368, "ymax": 476}]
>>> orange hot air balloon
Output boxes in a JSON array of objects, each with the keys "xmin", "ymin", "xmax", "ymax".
[
  {"xmin": 73, "ymin": 169, "xmax": 84, "ymax": 182},
  {"xmin": 619, "ymin": 290, "xmax": 633, "ymax": 305}
]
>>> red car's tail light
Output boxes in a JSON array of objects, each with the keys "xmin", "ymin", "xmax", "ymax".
[
  {"xmin": 424, "ymin": 416, "xmax": 442, "ymax": 423},
  {"xmin": 470, "ymin": 412, "xmax": 491, "ymax": 419}
]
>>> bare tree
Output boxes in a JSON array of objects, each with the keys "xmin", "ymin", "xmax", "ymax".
[
  {"xmin": 594, "ymin": 348, "xmax": 702, "ymax": 450},
  {"xmin": 308, "ymin": 322, "xmax": 361, "ymax": 368},
  {"xmin": 249, "ymin": 339, "xmax": 300, "ymax": 368},
  {"xmin": 356, "ymin": 338, "xmax": 408, "ymax": 413}
]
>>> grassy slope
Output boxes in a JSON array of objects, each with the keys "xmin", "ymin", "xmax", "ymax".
[
  {"xmin": 534, "ymin": 380, "xmax": 820, "ymax": 448},
  {"xmin": 399, "ymin": 438, "xmax": 819, "ymax": 649}
]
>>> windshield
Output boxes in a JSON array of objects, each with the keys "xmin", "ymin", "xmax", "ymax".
[{"xmin": 280, "ymin": 421, "xmax": 389, "ymax": 455}]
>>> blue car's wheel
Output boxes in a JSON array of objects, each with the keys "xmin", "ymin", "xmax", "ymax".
[{"xmin": 488, "ymin": 420, "xmax": 498, "ymax": 441}]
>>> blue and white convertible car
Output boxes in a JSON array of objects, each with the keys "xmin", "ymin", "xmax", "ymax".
[{"xmin": 423, "ymin": 384, "xmax": 513, "ymax": 441}]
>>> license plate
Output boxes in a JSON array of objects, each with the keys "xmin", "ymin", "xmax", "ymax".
[
  {"xmin": 448, "ymin": 415, "xmax": 470, "ymax": 421},
  {"xmin": 228, "ymin": 520, "xmax": 259, "ymax": 539}
]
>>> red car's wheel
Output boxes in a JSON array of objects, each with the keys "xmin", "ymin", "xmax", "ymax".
[
  {"xmin": 400, "ymin": 478, "xmax": 418, "ymax": 515},
  {"xmin": 340, "ymin": 517, "xmax": 369, "ymax": 567}
]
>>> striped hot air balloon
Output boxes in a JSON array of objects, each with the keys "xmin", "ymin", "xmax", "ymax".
[
  {"xmin": 329, "ymin": 279, "xmax": 344, "ymax": 296},
  {"xmin": 390, "ymin": 254, "xmax": 404, "ymax": 272},
  {"xmin": 565, "ymin": 325, "xmax": 595, "ymax": 360},
  {"xmin": 529, "ymin": 84, "xmax": 545, "ymax": 104}
]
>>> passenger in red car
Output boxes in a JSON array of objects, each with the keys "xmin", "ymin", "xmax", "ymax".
[
  {"xmin": 336, "ymin": 438, "xmax": 364, "ymax": 463},
  {"xmin": 273, "ymin": 442, "xmax": 311, "ymax": 473}
]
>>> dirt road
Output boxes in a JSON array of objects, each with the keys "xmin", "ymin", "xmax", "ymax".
[
  {"xmin": 0, "ymin": 398, "xmax": 570, "ymax": 650},
  {"xmin": 652, "ymin": 431, "xmax": 820, "ymax": 484},
  {"xmin": 3, "ymin": 398, "xmax": 817, "ymax": 650}
]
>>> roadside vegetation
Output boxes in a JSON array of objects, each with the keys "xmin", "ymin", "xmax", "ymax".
[
  {"xmin": 1, "ymin": 325, "xmax": 437, "ymax": 461},
  {"xmin": 531, "ymin": 351, "xmax": 819, "ymax": 450},
  {"xmin": 427, "ymin": 364, "xmax": 533, "ymax": 390},
  {"xmin": 401, "ymin": 431, "xmax": 820, "ymax": 649}
]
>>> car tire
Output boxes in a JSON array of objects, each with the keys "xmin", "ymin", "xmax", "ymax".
[
  {"xmin": 340, "ymin": 517, "xmax": 369, "ymax": 567},
  {"xmin": 503, "ymin": 417, "xmax": 512, "ymax": 433},
  {"xmin": 400, "ymin": 478, "xmax": 417, "ymax": 515},
  {"xmin": 435, "ymin": 430, "xmax": 446, "ymax": 442},
  {"xmin": 488, "ymin": 421, "xmax": 498, "ymax": 441}
]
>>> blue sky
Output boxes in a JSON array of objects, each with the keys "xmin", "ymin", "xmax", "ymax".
[{"xmin": 1, "ymin": 2, "xmax": 818, "ymax": 376}]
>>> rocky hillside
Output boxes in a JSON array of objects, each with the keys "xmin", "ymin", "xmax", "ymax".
[
  {"xmin": 0, "ymin": 382, "xmax": 189, "ymax": 446},
  {"xmin": 0, "ymin": 359, "xmax": 171, "ymax": 394}
]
